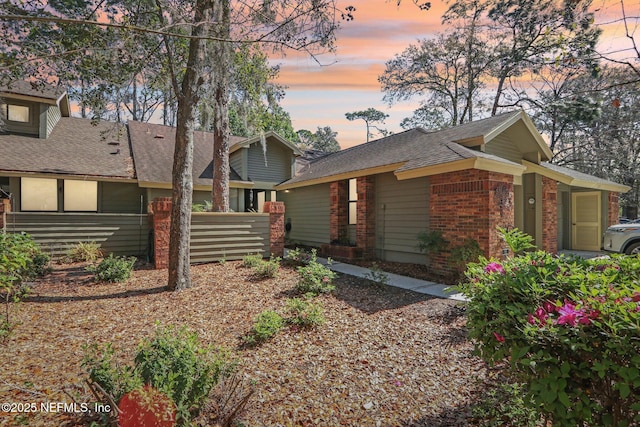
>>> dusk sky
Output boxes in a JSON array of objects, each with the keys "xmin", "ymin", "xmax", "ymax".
[{"xmin": 273, "ymin": 0, "xmax": 639, "ymax": 149}]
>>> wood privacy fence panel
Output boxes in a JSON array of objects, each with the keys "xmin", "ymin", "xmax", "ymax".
[
  {"xmin": 189, "ymin": 212, "xmax": 270, "ymax": 264},
  {"xmin": 5, "ymin": 212, "xmax": 149, "ymax": 258}
]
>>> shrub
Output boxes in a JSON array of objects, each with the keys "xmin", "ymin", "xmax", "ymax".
[
  {"xmin": 416, "ymin": 230, "xmax": 448, "ymax": 255},
  {"xmin": 241, "ymin": 253, "xmax": 263, "ymax": 268},
  {"xmin": 251, "ymin": 256, "xmax": 281, "ymax": 279},
  {"xmin": 497, "ymin": 226, "xmax": 535, "ymax": 255},
  {"xmin": 296, "ymin": 260, "xmax": 336, "ymax": 295},
  {"xmin": 244, "ymin": 310, "xmax": 284, "ymax": 345},
  {"xmin": 285, "ymin": 297, "xmax": 325, "ymax": 328},
  {"xmin": 88, "ymin": 254, "xmax": 136, "ymax": 283},
  {"xmin": 471, "ymin": 381, "xmax": 541, "ymax": 427},
  {"xmin": 83, "ymin": 324, "xmax": 234, "ymax": 426},
  {"xmin": 284, "ymin": 247, "xmax": 314, "ymax": 266},
  {"xmin": 362, "ymin": 262, "xmax": 390, "ymax": 285},
  {"xmin": 0, "ymin": 232, "xmax": 49, "ymax": 341},
  {"xmin": 66, "ymin": 241, "xmax": 102, "ymax": 262},
  {"xmin": 458, "ymin": 251, "xmax": 640, "ymax": 426}
]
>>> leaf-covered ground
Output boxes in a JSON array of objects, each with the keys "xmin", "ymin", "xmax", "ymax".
[{"xmin": 1, "ymin": 261, "xmax": 491, "ymax": 426}]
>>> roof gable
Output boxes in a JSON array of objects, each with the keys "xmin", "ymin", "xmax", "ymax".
[
  {"xmin": 128, "ymin": 121, "xmax": 249, "ymax": 188},
  {"xmin": 277, "ymin": 112, "xmax": 539, "ymax": 189},
  {"xmin": 0, "ymin": 81, "xmax": 71, "ymax": 117}
]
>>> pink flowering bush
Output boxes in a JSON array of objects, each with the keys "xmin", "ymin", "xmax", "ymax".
[
  {"xmin": 459, "ymin": 250, "xmax": 640, "ymax": 426},
  {"xmin": 295, "ymin": 252, "xmax": 337, "ymax": 295}
]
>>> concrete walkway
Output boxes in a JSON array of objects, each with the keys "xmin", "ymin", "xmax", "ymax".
[
  {"xmin": 309, "ymin": 250, "xmax": 606, "ymax": 302},
  {"xmin": 314, "ymin": 256, "xmax": 468, "ymax": 301}
]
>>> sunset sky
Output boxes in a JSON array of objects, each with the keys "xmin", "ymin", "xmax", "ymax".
[{"xmin": 273, "ymin": 0, "xmax": 640, "ymax": 149}]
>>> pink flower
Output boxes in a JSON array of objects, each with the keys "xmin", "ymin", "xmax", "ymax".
[
  {"xmin": 484, "ymin": 262, "xmax": 505, "ymax": 274},
  {"xmin": 493, "ymin": 332, "xmax": 505, "ymax": 342},
  {"xmin": 543, "ymin": 301, "xmax": 557, "ymax": 313},
  {"xmin": 555, "ymin": 302, "xmax": 586, "ymax": 327}
]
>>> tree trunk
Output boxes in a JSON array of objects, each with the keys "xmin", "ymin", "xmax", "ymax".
[
  {"xmin": 167, "ymin": 0, "xmax": 213, "ymax": 290},
  {"xmin": 211, "ymin": 0, "xmax": 231, "ymax": 212}
]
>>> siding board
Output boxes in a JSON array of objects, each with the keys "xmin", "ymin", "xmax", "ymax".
[
  {"xmin": 375, "ymin": 173, "xmax": 429, "ymax": 263},
  {"xmin": 280, "ymin": 184, "xmax": 330, "ymax": 247},
  {"xmin": 247, "ymin": 141, "xmax": 291, "ymax": 183},
  {"xmin": 6, "ymin": 212, "xmax": 149, "ymax": 257},
  {"xmin": 190, "ymin": 213, "xmax": 269, "ymax": 262}
]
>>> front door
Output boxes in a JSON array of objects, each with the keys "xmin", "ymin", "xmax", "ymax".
[{"xmin": 571, "ymin": 191, "xmax": 601, "ymax": 251}]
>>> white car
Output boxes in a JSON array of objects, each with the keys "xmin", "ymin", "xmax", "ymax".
[{"xmin": 602, "ymin": 223, "xmax": 640, "ymax": 254}]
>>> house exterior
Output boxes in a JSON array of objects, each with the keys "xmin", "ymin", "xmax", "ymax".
[
  {"xmin": 277, "ymin": 111, "xmax": 630, "ymax": 275},
  {"xmin": 0, "ymin": 82, "xmax": 301, "ymax": 215},
  {"xmin": 0, "ymin": 81, "xmax": 300, "ymax": 259}
]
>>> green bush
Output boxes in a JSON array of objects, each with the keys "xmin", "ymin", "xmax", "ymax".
[
  {"xmin": 251, "ymin": 256, "xmax": 281, "ymax": 279},
  {"xmin": 83, "ymin": 325, "xmax": 234, "ymax": 426},
  {"xmin": 241, "ymin": 253, "xmax": 263, "ymax": 268},
  {"xmin": 285, "ymin": 297, "xmax": 325, "ymax": 328},
  {"xmin": 0, "ymin": 232, "xmax": 49, "ymax": 341},
  {"xmin": 458, "ymin": 251, "xmax": 640, "ymax": 426},
  {"xmin": 416, "ymin": 230, "xmax": 448, "ymax": 255},
  {"xmin": 284, "ymin": 247, "xmax": 314, "ymax": 266},
  {"xmin": 471, "ymin": 381, "xmax": 541, "ymax": 427},
  {"xmin": 244, "ymin": 310, "xmax": 284, "ymax": 345},
  {"xmin": 88, "ymin": 254, "xmax": 136, "ymax": 283},
  {"xmin": 296, "ymin": 257, "xmax": 336, "ymax": 295},
  {"xmin": 362, "ymin": 262, "xmax": 390, "ymax": 285},
  {"xmin": 66, "ymin": 241, "xmax": 102, "ymax": 262}
]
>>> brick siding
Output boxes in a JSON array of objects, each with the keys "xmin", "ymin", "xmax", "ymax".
[
  {"xmin": 429, "ymin": 170, "xmax": 515, "ymax": 276},
  {"xmin": 541, "ymin": 176, "xmax": 558, "ymax": 254},
  {"xmin": 608, "ymin": 192, "xmax": 620, "ymax": 227},
  {"xmin": 329, "ymin": 180, "xmax": 348, "ymax": 243},
  {"xmin": 356, "ymin": 176, "xmax": 376, "ymax": 258}
]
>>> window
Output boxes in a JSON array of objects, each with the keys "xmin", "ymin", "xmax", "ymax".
[
  {"xmin": 348, "ymin": 178, "xmax": 357, "ymax": 225},
  {"xmin": 64, "ymin": 180, "xmax": 98, "ymax": 211},
  {"xmin": 21, "ymin": 177, "xmax": 58, "ymax": 211},
  {"xmin": 5, "ymin": 104, "xmax": 30, "ymax": 123}
]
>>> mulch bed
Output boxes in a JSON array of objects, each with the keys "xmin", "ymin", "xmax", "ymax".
[{"xmin": 0, "ymin": 260, "xmax": 491, "ymax": 426}]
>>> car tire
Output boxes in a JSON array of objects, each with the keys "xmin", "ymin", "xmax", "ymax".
[{"xmin": 625, "ymin": 242, "xmax": 640, "ymax": 255}]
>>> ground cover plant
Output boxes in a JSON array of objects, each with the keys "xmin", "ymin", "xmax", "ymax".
[
  {"xmin": 459, "ymin": 246, "xmax": 640, "ymax": 426},
  {"xmin": 0, "ymin": 259, "xmax": 486, "ymax": 426}
]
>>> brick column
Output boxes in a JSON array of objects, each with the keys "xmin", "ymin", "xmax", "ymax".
[
  {"xmin": 608, "ymin": 192, "xmax": 620, "ymax": 227},
  {"xmin": 264, "ymin": 201, "xmax": 285, "ymax": 257},
  {"xmin": 150, "ymin": 197, "xmax": 172, "ymax": 269},
  {"xmin": 429, "ymin": 170, "xmax": 514, "ymax": 276},
  {"xmin": 329, "ymin": 180, "xmax": 348, "ymax": 243},
  {"xmin": 356, "ymin": 176, "xmax": 376, "ymax": 258},
  {"xmin": 541, "ymin": 177, "xmax": 558, "ymax": 254},
  {"xmin": 0, "ymin": 199, "xmax": 9, "ymax": 231}
]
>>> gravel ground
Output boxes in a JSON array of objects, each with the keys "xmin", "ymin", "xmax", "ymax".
[{"xmin": 0, "ymin": 260, "xmax": 491, "ymax": 426}]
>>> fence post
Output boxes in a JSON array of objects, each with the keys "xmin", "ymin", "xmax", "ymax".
[
  {"xmin": 150, "ymin": 197, "xmax": 172, "ymax": 269},
  {"xmin": 264, "ymin": 201, "xmax": 285, "ymax": 258},
  {"xmin": 0, "ymin": 199, "xmax": 10, "ymax": 232}
]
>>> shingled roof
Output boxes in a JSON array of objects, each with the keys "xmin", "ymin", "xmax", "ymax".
[
  {"xmin": 278, "ymin": 111, "xmax": 528, "ymax": 189},
  {"xmin": 0, "ymin": 117, "xmax": 134, "ymax": 179},
  {"xmin": 128, "ymin": 121, "xmax": 247, "ymax": 188}
]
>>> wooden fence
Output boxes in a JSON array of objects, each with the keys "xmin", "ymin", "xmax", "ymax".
[
  {"xmin": 189, "ymin": 212, "xmax": 270, "ymax": 263},
  {"xmin": 5, "ymin": 212, "xmax": 149, "ymax": 258},
  {"xmin": 3, "ymin": 210, "xmax": 271, "ymax": 264}
]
